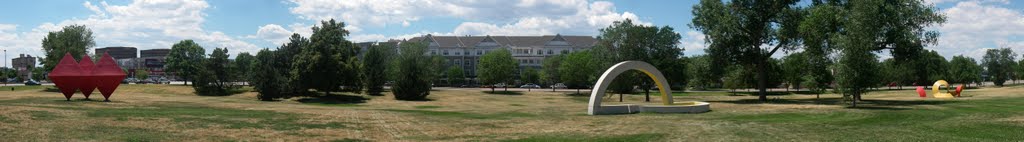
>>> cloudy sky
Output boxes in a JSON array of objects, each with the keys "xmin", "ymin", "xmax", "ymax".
[{"xmin": 0, "ymin": 0, "xmax": 1022, "ymax": 66}]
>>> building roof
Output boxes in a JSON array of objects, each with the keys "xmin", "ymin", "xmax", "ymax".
[{"xmin": 406, "ymin": 34, "xmax": 597, "ymax": 48}]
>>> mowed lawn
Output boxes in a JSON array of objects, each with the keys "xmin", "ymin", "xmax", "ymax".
[{"xmin": 1, "ymin": 84, "xmax": 1023, "ymax": 141}]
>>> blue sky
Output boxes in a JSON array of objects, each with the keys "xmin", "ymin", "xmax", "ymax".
[{"xmin": 1, "ymin": 0, "xmax": 1023, "ymax": 65}]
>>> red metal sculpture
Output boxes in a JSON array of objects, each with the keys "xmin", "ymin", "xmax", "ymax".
[
  {"xmin": 47, "ymin": 52, "xmax": 126, "ymax": 101},
  {"xmin": 94, "ymin": 53, "xmax": 126, "ymax": 101},
  {"xmin": 48, "ymin": 53, "xmax": 82, "ymax": 100},
  {"xmin": 78, "ymin": 55, "xmax": 97, "ymax": 99}
]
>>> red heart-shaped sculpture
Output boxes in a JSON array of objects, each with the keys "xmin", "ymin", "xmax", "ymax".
[
  {"xmin": 47, "ymin": 53, "xmax": 81, "ymax": 101},
  {"xmin": 78, "ymin": 55, "xmax": 97, "ymax": 99},
  {"xmin": 94, "ymin": 52, "xmax": 126, "ymax": 101}
]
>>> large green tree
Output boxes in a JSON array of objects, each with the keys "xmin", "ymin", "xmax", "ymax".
[
  {"xmin": 234, "ymin": 52, "xmax": 255, "ymax": 84},
  {"xmin": 0, "ymin": 67, "xmax": 15, "ymax": 81},
  {"xmin": 477, "ymin": 48, "xmax": 517, "ymax": 92},
  {"xmin": 540, "ymin": 54, "xmax": 564, "ymax": 91},
  {"xmin": 833, "ymin": 0, "xmax": 942, "ymax": 106},
  {"xmin": 880, "ymin": 58, "xmax": 913, "ymax": 89},
  {"xmin": 292, "ymin": 19, "xmax": 361, "ymax": 95},
  {"xmin": 521, "ymin": 68, "xmax": 539, "ymax": 85},
  {"xmin": 1018, "ymin": 57, "xmax": 1024, "ymax": 84},
  {"xmin": 596, "ymin": 19, "xmax": 683, "ymax": 101},
  {"xmin": 193, "ymin": 48, "xmax": 237, "ymax": 96},
  {"xmin": 797, "ymin": 2, "xmax": 839, "ymax": 92},
  {"xmin": 691, "ymin": 0, "xmax": 803, "ymax": 101},
  {"xmin": 560, "ymin": 50, "xmax": 599, "ymax": 94},
  {"xmin": 277, "ymin": 33, "xmax": 308, "ymax": 95},
  {"xmin": 948, "ymin": 55, "xmax": 982, "ymax": 87},
  {"xmin": 135, "ymin": 70, "xmax": 149, "ymax": 81},
  {"xmin": 251, "ymin": 49, "xmax": 287, "ymax": 101},
  {"xmin": 362, "ymin": 44, "xmax": 392, "ymax": 95},
  {"xmin": 799, "ymin": 0, "xmax": 943, "ymax": 106},
  {"xmin": 982, "ymin": 48, "xmax": 1016, "ymax": 86},
  {"xmin": 687, "ymin": 55, "xmax": 719, "ymax": 90},
  {"xmin": 920, "ymin": 50, "xmax": 950, "ymax": 82},
  {"xmin": 41, "ymin": 25, "xmax": 94, "ymax": 71},
  {"xmin": 781, "ymin": 52, "xmax": 809, "ymax": 91},
  {"xmin": 430, "ymin": 55, "xmax": 447, "ymax": 85},
  {"xmin": 165, "ymin": 40, "xmax": 206, "ymax": 86},
  {"xmin": 391, "ymin": 42, "xmax": 433, "ymax": 100},
  {"xmin": 446, "ymin": 66, "xmax": 465, "ymax": 87}
]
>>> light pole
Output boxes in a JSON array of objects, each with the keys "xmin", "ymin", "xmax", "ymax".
[{"xmin": 3, "ymin": 49, "xmax": 6, "ymax": 87}]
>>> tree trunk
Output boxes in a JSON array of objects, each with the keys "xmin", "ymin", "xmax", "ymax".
[
  {"xmin": 757, "ymin": 62, "xmax": 768, "ymax": 102},
  {"xmin": 850, "ymin": 90, "xmax": 858, "ymax": 107},
  {"xmin": 644, "ymin": 82, "xmax": 650, "ymax": 102},
  {"xmin": 619, "ymin": 93, "xmax": 623, "ymax": 102}
]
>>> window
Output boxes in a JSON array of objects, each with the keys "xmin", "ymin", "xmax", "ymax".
[
  {"xmin": 548, "ymin": 49, "xmax": 553, "ymax": 55},
  {"xmin": 443, "ymin": 50, "xmax": 449, "ymax": 55},
  {"xmin": 537, "ymin": 49, "xmax": 543, "ymax": 55},
  {"xmin": 477, "ymin": 50, "xmax": 483, "ymax": 55},
  {"xmin": 431, "ymin": 50, "xmax": 436, "ymax": 55},
  {"xmin": 561, "ymin": 50, "xmax": 569, "ymax": 54},
  {"xmin": 455, "ymin": 50, "xmax": 460, "ymax": 55}
]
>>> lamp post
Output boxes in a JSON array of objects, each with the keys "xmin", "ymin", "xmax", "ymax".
[{"xmin": 3, "ymin": 49, "xmax": 6, "ymax": 87}]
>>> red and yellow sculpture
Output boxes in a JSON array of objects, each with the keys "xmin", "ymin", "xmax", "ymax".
[
  {"xmin": 915, "ymin": 80, "xmax": 964, "ymax": 98},
  {"xmin": 47, "ymin": 52, "xmax": 126, "ymax": 101}
]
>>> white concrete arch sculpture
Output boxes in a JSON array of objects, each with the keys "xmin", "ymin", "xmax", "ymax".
[{"xmin": 588, "ymin": 61, "xmax": 710, "ymax": 115}]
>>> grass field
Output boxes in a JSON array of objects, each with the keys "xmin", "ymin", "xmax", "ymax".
[{"xmin": 1, "ymin": 84, "xmax": 1023, "ymax": 141}]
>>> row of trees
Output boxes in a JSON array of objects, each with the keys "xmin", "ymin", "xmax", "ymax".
[
  {"xmin": 233, "ymin": 19, "xmax": 437, "ymax": 101},
  {"xmin": 691, "ymin": 0, "xmax": 947, "ymax": 106},
  {"xmin": 165, "ymin": 40, "xmax": 243, "ymax": 96}
]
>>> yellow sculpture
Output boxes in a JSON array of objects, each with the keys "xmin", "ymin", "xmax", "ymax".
[{"xmin": 932, "ymin": 80, "xmax": 954, "ymax": 98}]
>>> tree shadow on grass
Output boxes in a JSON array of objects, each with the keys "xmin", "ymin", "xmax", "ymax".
[
  {"xmin": 296, "ymin": 94, "xmax": 370, "ymax": 105},
  {"xmin": 708, "ymin": 97, "xmax": 844, "ymax": 105},
  {"xmin": 709, "ymin": 97, "xmax": 957, "ymax": 109},
  {"xmin": 564, "ymin": 93, "xmax": 589, "ymax": 97},
  {"xmin": 42, "ymin": 87, "xmax": 61, "ymax": 92},
  {"xmin": 846, "ymin": 106, "xmax": 911, "ymax": 110},
  {"xmin": 483, "ymin": 91, "xmax": 523, "ymax": 95},
  {"xmin": 726, "ymin": 91, "xmax": 797, "ymax": 96},
  {"xmin": 857, "ymin": 99, "xmax": 957, "ymax": 106}
]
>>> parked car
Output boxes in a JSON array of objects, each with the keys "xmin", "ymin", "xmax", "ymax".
[
  {"xmin": 157, "ymin": 78, "xmax": 171, "ymax": 84},
  {"xmin": 520, "ymin": 83, "xmax": 541, "ymax": 88},
  {"xmin": 136, "ymin": 78, "xmax": 154, "ymax": 84},
  {"xmin": 493, "ymin": 83, "xmax": 506, "ymax": 88},
  {"xmin": 24, "ymin": 80, "xmax": 41, "ymax": 86},
  {"xmin": 551, "ymin": 83, "xmax": 567, "ymax": 89}
]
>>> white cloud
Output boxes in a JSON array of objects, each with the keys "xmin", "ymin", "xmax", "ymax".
[
  {"xmin": 0, "ymin": 0, "xmax": 262, "ymax": 63},
  {"xmin": 286, "ymin": 0, "xmax": 584, "ymax": 28},
  {"xmin": 924, "ymin": 0, "xmax": 1009, "ymax": 5},
  {"xmin": 932, "ymin": 0, "xmax": 1024, "ymax": 59},
  {"xmin": 681, "ymin": 31, "xmax": 707, "ymax": 57},
  {"xmin": 349, "ymin": 31, "xmax": 450, "ymax": 43},
  {"xmin": 287, "ymin": 0, "xmax": 649, "ymax": 41},
  {"xmin": 247, "ymin": 24, "xmax": 292, "ymax": 45}
]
